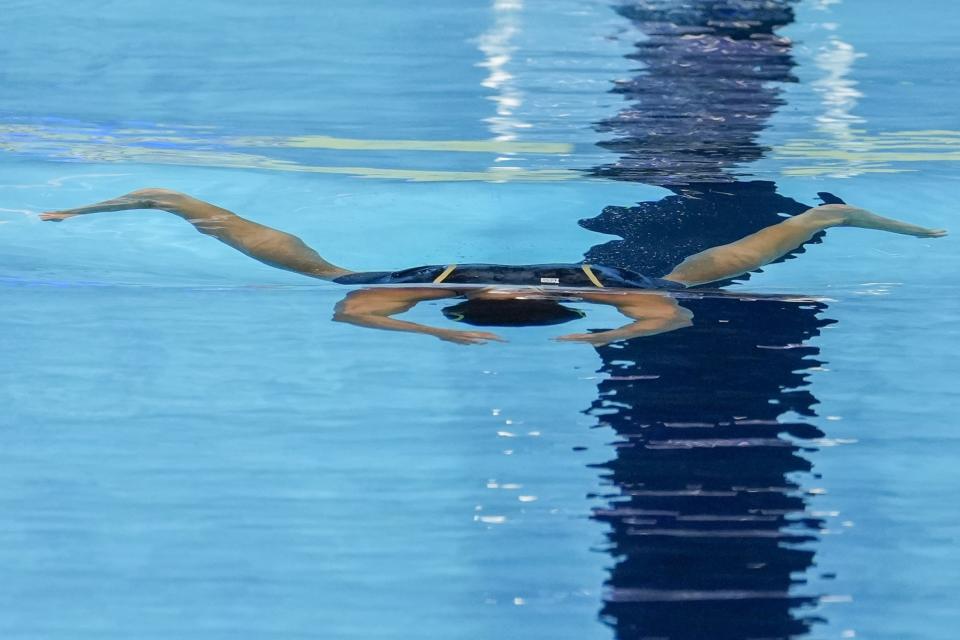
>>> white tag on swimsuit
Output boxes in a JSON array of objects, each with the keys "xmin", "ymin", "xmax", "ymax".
[{"xmin": 540, "ymin": 277, "xmax": 560, "ymax": 285}]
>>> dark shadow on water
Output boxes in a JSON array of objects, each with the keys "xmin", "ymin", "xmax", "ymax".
[
  {"xmin": 592, "ymin": 0, "xmax": 799, "ymax": 187},
  {"xmin": 581, "ymin": 180, "xmax": 818, "ymax": 289},
  {"xmin": 587, "ymin": 298, "xmax": 833, "ymax": 638},
  {"xmin": 580, "ymin": 1, "xmax": 837, "ymax": 637}
]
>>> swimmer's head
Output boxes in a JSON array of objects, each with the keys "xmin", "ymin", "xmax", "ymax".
[{"xmin": 441, "ymin": 298, "xmax": 585, "ymax": 327}]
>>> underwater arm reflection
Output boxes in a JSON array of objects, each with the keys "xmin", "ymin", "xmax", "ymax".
[
  {"xmin": 333, "ymin": 288, "xmax": 507, "ymax": 345},
  {"xmin": 555, "ymin": 292, "xmax": 693, "ymax": 346}
]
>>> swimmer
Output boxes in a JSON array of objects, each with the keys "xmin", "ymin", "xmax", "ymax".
[{"xmin": 41, "ymin": 188, "xmax": 947, "ymax": 345}]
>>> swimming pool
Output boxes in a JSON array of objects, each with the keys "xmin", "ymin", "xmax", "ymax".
[{"xmin": 2, "ymin": 1, "xmax": 958, "ymax": 638}]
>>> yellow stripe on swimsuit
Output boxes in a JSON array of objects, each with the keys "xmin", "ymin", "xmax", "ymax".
[
  {"xmin": 581, "ymin": 264, "xmax": 605, "ymax": 288},
  {"xmin": 433, "ymin": 264, "xmax": 457, "ymax": 284}
]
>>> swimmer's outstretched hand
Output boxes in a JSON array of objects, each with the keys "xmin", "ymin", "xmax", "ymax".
[
  {"xmin": 815, "ymin": 204, "xmax": 947, "ymax": 238},
  {"xmin": 436, "ymin": 329, "xmax": 507, "ymax": 345},
  {"xmin": 39, "ymin": 189, "xmax": 177, "ymax": 222}
]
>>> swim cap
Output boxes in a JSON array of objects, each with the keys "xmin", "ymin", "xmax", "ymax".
[{"xmin": 441, "ymin": 298, "xmax": 586, "ymax": 327}]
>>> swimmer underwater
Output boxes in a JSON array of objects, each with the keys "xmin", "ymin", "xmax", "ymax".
[{"xmin": 41, "ymin": 188, "xmax": 947, "ymax": 346}]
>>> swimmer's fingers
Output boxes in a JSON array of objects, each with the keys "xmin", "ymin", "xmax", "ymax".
[
  {"xmin": 39, "ymin": 210, "xmax": 77, "ymax": 222},
  {"xmin": 554, "ymin": 332, "xmax": 618, "ymax": 346},
  {"xmin": 459, "ymin": 331, "xmax": 507, "ymax": 344},
  {"xmin": 437, "ymin": 330, "xmax": 507, "ymax": 345}
]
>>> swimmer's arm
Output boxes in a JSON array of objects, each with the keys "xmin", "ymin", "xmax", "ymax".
[
  {"xmin": 333, "ymin": 288, "xmax": 507, "ymax": 345},
  {"xmin": 41, "ymin": 189, "xmax": 353, "ymax": 280},
  {"xmin": 555, "ymin": 291, "xmax": 693, "ymax": 346}
]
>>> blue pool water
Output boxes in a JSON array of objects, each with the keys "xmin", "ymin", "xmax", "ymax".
[{"xmin": 2, "ymin": 1, "xmax": 958, "ymax": 638}]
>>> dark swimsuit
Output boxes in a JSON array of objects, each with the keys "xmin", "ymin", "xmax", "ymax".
[{"xmin": 333, "ymin": 263, "xmax": 685, "ymax": 290}]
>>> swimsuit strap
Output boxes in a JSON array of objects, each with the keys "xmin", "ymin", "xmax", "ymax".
[
  {"xmin": 580, "ymin": 264, "xmax": 605, "ymax": 288},
  {"xmin": 433, "ymin": 264, "xmax": 457, "ymax": 284}
]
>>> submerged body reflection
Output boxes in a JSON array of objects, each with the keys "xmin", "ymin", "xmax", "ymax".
[
  {"xmin": 588, "ymin": 297, "xmax": 832, "ymax": 638},
  {"xmin": 580, "ymin": 1, "xmax": 845, "ymax": 637}
]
